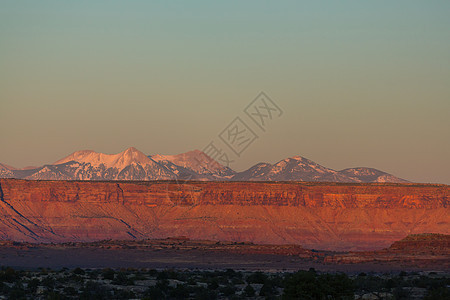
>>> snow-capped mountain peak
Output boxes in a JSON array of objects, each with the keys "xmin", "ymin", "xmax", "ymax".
[
  {"xmin": 1, "ymin": 148, "xmax": 409, "ymax": 183},
  {"xmin": 290, "ymin": 155, "xmax": 305, "ymax": 161},
  {"xmin": 54, "ymin": 147, "xmax": 153, "ymax": 170}
]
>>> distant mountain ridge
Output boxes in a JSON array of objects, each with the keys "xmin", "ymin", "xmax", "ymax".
[
  {"xmin": 0, "ymin": 147, "xmax": 408, "ymax": 183},
  {"xmin": 152, "ymin": 150, "xmax": 235, "ymax": 180}
]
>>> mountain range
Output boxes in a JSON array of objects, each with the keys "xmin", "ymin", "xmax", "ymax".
[{"xmin": 0, "ymin": 147, "xmax": 408, "ymax": 183}]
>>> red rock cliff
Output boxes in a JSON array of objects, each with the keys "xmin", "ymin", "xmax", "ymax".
[{"xmin": 0, "ymin": 179, "xmax": 448, "ymax": 250}]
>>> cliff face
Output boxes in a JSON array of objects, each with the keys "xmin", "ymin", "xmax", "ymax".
[
  {"xmin": 388, "ymin": 233, "xmax": 450, "ymax": 253},
  {"xmin": 324, "ymin": 233, "xmax": 450, "ymax": 266},
  {"xmin": 0, "ymin": 179, "xmax": 448, "ymax": 250}
]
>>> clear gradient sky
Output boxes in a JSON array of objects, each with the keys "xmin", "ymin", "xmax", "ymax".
[{"xmin": 1, "ymin": 1, "xmax": 449, "ymax": 184}]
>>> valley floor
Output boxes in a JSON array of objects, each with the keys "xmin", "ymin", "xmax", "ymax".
[{"xmin": 0, "ymin": 239, "xmax": 448, "ymax": 273}]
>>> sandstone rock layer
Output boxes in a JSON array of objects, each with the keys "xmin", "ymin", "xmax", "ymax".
[
  {"xmin": 0, "ymin": 179, "xmax": 448, "ymax": 250},
  {"xmin": 324, "ymin": 233, "xmax": 450, "ymax": 267}
]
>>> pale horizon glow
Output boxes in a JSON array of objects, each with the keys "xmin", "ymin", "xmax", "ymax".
[{"xmin": 1, "ymin": 1, "xmax": 449, "ymax": 184}]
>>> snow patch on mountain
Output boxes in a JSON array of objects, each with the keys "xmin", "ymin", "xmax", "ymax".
[
  {"xmin": 1, "ymin": 148, "xmax": 409, "ymax": 183},
  {"xmin": 54, "ymin": 147, "xmax": 153, "ymax": 170}
]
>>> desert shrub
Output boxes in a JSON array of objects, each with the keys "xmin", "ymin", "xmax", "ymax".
[
  {"xmin": 80, "ymin": 281, "xmax": 111, "ymax": 299},
  {"xmin": 170, "ymin": 284, "xmax": 190, "ymax": 299},
  {"xmin": 231, "ymin": 276, "xmax": 245, "ymax": 285},
  {"xmin": 353, "ymin": 274, "xmax": 389, "ymax": 292},
  {"xmin": 131, "ymin": 272, "xmax": 147, "ymax": 280},
  {"xmin": 41, "ymin": 276, "xmax": 56, "ymax": 289},
  {"xmin": 418, "ymin": 276, "xmax": 450, "ymax": 290},
  {"xmin": 156, "ymin": 270, "xmax": 169, "ymax": 280},
  {"xmin": 0, "ymin": 267, "xmax": 19, "ymax": 283},
  {"xmin": 268, "ymin": 274, "xmax": 284, "ymax": 288},
  {"xmin": 46, "ymin": 291, "xmax": 64, "ymax": 300},
  {"xmin": 194, "ymin": 287, "xmax": 217, "ymax": 300},
  {"xmin": 244, "ymin": 284, "xmax": 256, "ymax": 297},
  {"xmin": 27, "ymin": 278, "xmax": 40, "ymax": 293},
  {"xmin": 63, "ymin": 286, "xmax": 77, "ymax": 296},
  {"xmin": 114, "ymin": 289, "xmax": 136, "ymax": 299},
  {"xmin": 219, "ymin": 284, "xmax": 235, "ymax": 296},
  {"xmin": 69, "ymin": 274, "xmax": 84, "ymax": 283},
  {"xmin": 260, "ymin": 281, "xmax": 277, "ymax": 296},
  {"xmin": 225, "ymin": 268, "xmax": 236, "ymax": 277},
  {"xmin": 145, "ymin": 285, "xmax": 166, "ymax": 299},
  {"xmin": 393, "ymin": 287, "xmax": 411, "ymax": 300},
  {"xmin": 8, "ymin": 282, "xmax": 26, "ymax": 299},
  {"xmin": 88, "ymin": 269, "xmax": 100, "ymax": 280},
  {"xmin": 399, "ymin": 271, "xmax": 408, "ymax": 277},
  {"xmin": 425, "ymin": 286, "xmax": 450, "ymax": 300},
  {"xmin": 247, "ymin": 271, "xmax": 268, "ymax": 284},
  {"xmin": 187, "ymin": 277, "xmax": 197, "ymax": 285},
  {"xmin": 72, "ymin": 267, "xmax": 85, "ymax": 275},
  {"xmin": 207, "ymin": 278, "xmax": 219, "ymax": 290},
  {"xmin": 112, "ymin": 271, "xmax": 134, "ymax": 285},
  {"xmin": 157, "ymin": 269, "xmax": 179, "ymax": 280},
  {"xmin": 282, "ymin": 270, "xmax": 353, "ymax": 300},
  {"xmin": 101, "ymin": 268, "xmax": 115, "ymax": 280}
]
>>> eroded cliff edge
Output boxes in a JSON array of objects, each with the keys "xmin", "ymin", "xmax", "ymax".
[{"xmin": 0, "ymin": 179, "xmax": 448, "ymax": 250}]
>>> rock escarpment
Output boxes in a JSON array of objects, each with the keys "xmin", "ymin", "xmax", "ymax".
[
  {"xmin": 324, "ymin": 233, "xmax": 450, "ymax": 267},
  {"xmin": 0, "ymin": 179, "xmax": 448, "ymax": 250}
]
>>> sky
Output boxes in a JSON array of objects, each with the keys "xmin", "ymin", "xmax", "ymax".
[{"xmin": 1, "ymin": 1, "xmax": 449, "ymax": 184}]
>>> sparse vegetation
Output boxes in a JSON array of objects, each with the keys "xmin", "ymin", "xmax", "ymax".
[{"xmin": 0, "ymin": 266, "xmax": 448, "ymax": 299}]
